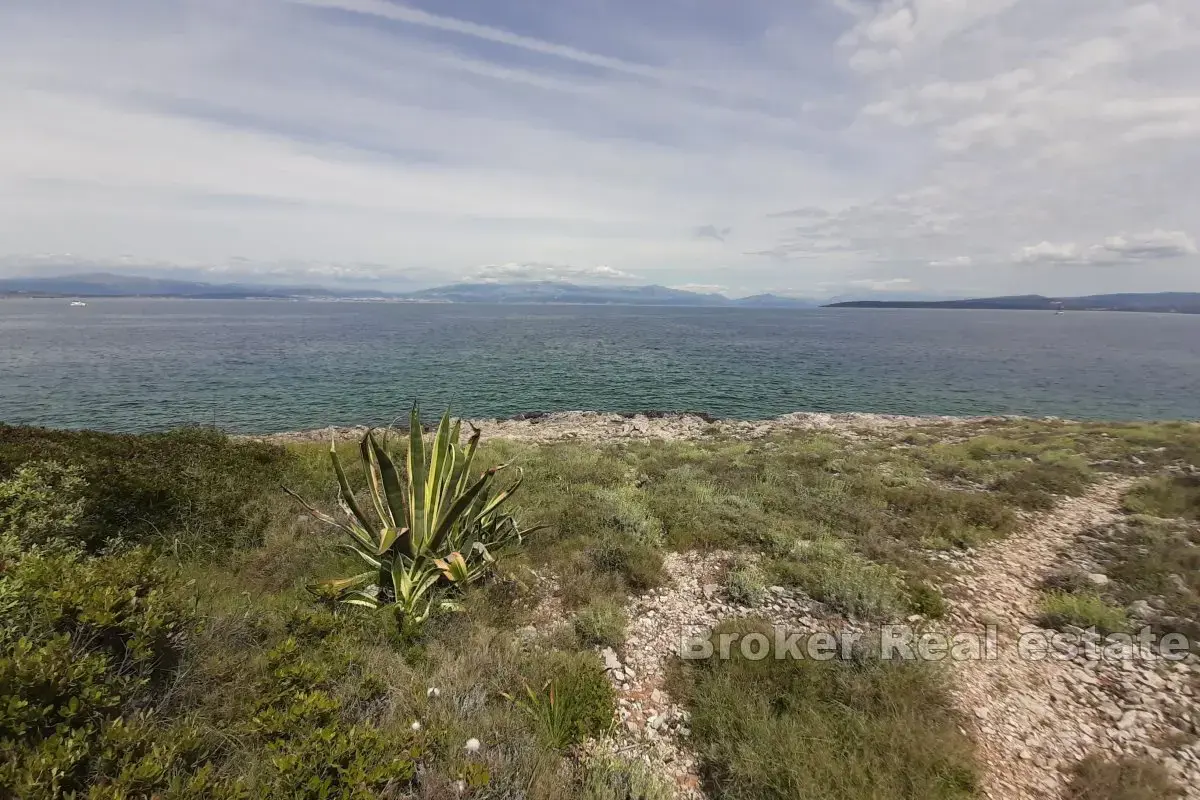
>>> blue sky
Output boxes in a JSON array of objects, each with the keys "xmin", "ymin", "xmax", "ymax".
[{"xmin": 1, "ymin": 0, "xmax": 1198, "ymax": 298}]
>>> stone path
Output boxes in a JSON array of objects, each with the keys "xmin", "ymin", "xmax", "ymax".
[
  {"xmin": 596, "ymin": 551, "xmax": 836, "ymax": 799},
  {"xmin": 944, "ymin": 478, "xmax": 1200, "ymax": 799},
  {"xmin": 547, "ymin": 477, "xmax": 1200, "ymax": 799}
]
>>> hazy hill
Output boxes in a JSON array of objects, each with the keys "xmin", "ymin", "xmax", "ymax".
[
  {"xmin": 400, "ymin": 281, "xmax": 733, "ymax": 305},
  {"xmin": 0, "ymin": 274, "xmax": 822, "ymax": 306}
]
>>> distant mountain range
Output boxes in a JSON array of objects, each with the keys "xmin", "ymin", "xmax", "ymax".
[
  {"xmin": 401, "ymin": 281, "xmax": 817, "ymax": 307},
  {"xmin": 0, "ymin": 273, "xmax": 818, "ymax": 307},
  {"xmin": 4, "ymin": 274, "xmax": 1197, "ymax": 313},
  {"xmin": 825, "ymin": 293, "xmax": 1200, "ymax": 314},
  {"xmin": 0, "ymin": 272, "xmax": 391, "ymax": 299}
]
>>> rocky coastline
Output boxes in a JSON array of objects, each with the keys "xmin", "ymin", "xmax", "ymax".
[{"xmin": 244, "ymin": 409, "xmax": 1041, "ymax": 446}]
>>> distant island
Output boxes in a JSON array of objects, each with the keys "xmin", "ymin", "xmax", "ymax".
[{"xmin": 825, "ymin": 292, "xmax": 1200, "ymax": 314}]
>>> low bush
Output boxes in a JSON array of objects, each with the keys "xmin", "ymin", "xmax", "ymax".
[
  {"xmin": 587, "ymin": 538, "xmax": 664, "ymax": 593},
  {"xmin": 724, "ymin": 558, "xmax": 766, "ymax": 606},
  {"xmin": 670, "ymin": 619, "xmax": 977, "ymax": 800},
  {"xmin": 510, "ymin": 650, "xmax": 615, "ymax": 749},
  {"xmin": 573, "ymin": 599, "xmax": 628, "ymax": 648},
  {"xmin": 0, "ymin": 461, "xmax": 88, "ymax": 551},
  {"xmin": 1066, "ymin": 754, "xmax": 1183, "ymax": 799},
  {"xmin": 1038, "ymin": 591, "xmax": 1129, "ymax": 635},
  {"xmin": 770, "ymin": 538, "xmax": 908, "ymax": 619},
  {"xmin": 1075, "ymin": 516, "xmax": 1200, "ymax": 641},
  {"xmin": 0, "ymin": 425, "xmax": 290, "ymax": 556},
  {"xmin": 1124, "ymin": 475, "xmax": 1200, "ymax": 520},
  {"xmin": 0, "ymin": 547, "xmax": 199, "ymax": 798},
  {"xmin": 579, "ymin": 749, "xmax": 673, "ymax": 800},
  {"xmin": 905, "ymin": 577, "xmax": 949, "ymax": 619}
]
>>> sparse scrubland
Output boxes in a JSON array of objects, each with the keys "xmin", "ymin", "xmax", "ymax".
[{"xmin": 2, "ymin": 413, "xmax": 1199, "ymax": 799}]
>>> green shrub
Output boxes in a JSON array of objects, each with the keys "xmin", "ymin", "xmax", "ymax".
[
  {"xmin": 1038, "ymin": 591, "xmax": 1129, "ymax": 635},
  {"xmin": 588, "ymin": 538, "xmax": 664, "ymax": 592},
  {"xmin": 671, "ymin": 619, "xmax": 977, "ymax": 800},
  {"xmin": 512, "ymin": 651, "xmax": 615, "ymax": 749},
  {"xmin": 724, "ymin": 558, "xmax": 766, "ymax": 606},
  {"xmin": 592, "ymin": 486, "xmax": 663, "ymax": 548},
  {"xmin": 771, "ymin": 538, "xmax": 907, "ymax": 619},
  {"xmin": 1066, "ymin": 754, "xmax": 1183, "ymax": 799},
  {"xmin": 0, "ymin": 461, "xmax": 88, "ymax": 551},
  {"xmin": 0, "ymin": 548, "xmax": 198, "ymax": 798},
  {"xmin": 1124, "ymin": 475, "xmax": 1200, "ymax": 520},
  {"xmin": 573, "ymin": 599, "xmax": 628, "ymax": 648},
  {"xmin": 0, "ymin": 425, "xmax": 290, "ymax": 556},
  {"xmin": 905, "ymin": 578, "xmax": 948, "ymax": 619},
  {"xmin": 579, "ymin": 750, "xmax": 673, "ymax": 800}
]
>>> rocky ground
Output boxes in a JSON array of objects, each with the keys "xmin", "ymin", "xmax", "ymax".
[
  {"xmin": 247, "ymin": 410, "xmax": 1025, "ymax": 446},
  {"xmin": 942, "ymin": 478, "xmax": 1200, "ymax": 799},
  {"xmin": 530, "ymin": 477, "xmax": 1200, "ymax": 799}
]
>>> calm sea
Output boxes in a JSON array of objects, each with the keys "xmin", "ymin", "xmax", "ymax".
[{"xmin": 1, "ymin": 298, "xmax": 1198, "ymax": 432}]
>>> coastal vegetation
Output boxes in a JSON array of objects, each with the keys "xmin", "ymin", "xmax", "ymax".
[{"xmin": 2, "ymin": 415, "xmax": 1199, "ymax": 798}]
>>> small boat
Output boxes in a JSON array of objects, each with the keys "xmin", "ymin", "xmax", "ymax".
[{"xmin": 69, "ymin": 301, "xmax": 87, "ymax": 307}]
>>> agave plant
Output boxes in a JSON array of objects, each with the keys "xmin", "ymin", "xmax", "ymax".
[{"xmin": 287, "ymin": 405, "xmax": 532, "ymax": 632}]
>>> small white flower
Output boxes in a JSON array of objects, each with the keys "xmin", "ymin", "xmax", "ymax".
[
  {"xmin": 464, "ymin": 737, "xmax": 481, "ymax": 754},
  {"xmin": 452, "ymin": 779, "xmax": 466, "ymax": 794},
  {"xmin": 410, "ymin": 721, "xmax": 422, "ymax": 732},
  {"xmin": 427, "ymin": 687, "xmax": 441, "ymax": 698}
]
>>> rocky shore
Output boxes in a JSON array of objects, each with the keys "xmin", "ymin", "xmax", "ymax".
[{"xmin": 245, "ymin": 409, "xmax": 1036, "ymax": 446}]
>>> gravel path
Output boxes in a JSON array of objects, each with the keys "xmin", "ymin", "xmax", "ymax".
[
  {"xmin": 945, "ymin": 478, "xmax": 1200, "ymax": 799},
  {"xmin": 587, "ymin": 479, "xmax": 1200, "ymax": 799}
]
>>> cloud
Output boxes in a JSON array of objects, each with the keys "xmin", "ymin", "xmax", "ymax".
[
  {"xmin": 468, "ymin": 262, "xmax": 639, "ymax": 284},
  {"xmin": 1015, "ymin": 230, "xmax": 1198, "ymax": 265},
  {"xmin": 1, "ymin": 0, "xmax": 1199, "ymax": 297},
  {"xmin": 845, "ymin": 278, "xmax": 913, "ymax": 292},
  {"xmin": 693, "ymin": 224, "xmax": 732, "ymax": 242},
  {"xmin": 670, "ymin": 283, "xmax": 728, "ymax": 294}
]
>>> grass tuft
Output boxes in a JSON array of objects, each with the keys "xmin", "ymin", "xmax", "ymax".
[
  {"xmin": 573, "ymin": 599, "xmax": 628, "ymax": 648},
  {"xmin": 1124, "ymin": 475, "xmax": 1200, "ymax": 520},
  {"xmin": 1066, "ymin": 755, "xmax": 1184, "ymax": 799},
  {"xmin": 1038, "ymin": 591, "xmax": 1129, "ymax": 635},
  {"xmin": 670, "ymin": 619, "xmax": 977, "ymax": 800}
]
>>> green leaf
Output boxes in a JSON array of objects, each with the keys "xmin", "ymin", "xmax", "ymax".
[
  {"xmin": 368, "ymin": 431, "xmax": 409, "ymax": 550},
  {"xmin": 428, "ymin": 469, "xmax": 494, "ymax": 553},
  {"xmin": 331, "ymin": 436, "xmax": 372, "ymax": 533},
  {"xmin": 360, "ymin": 432, "xmax": 392, "ymax": 529},
  {"xmin": 407, "ymin": 404, "xmax": 428, "ymax": 546}
]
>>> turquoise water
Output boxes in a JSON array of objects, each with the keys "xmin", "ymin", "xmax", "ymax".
[{"xmin": 1, "ymin": 298, "xmax": 1198, "ymax": 432}]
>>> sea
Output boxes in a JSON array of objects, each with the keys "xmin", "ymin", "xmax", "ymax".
[{"xmin": 1, "ymin": 298, "xmax": 1198, "ymax": 432}]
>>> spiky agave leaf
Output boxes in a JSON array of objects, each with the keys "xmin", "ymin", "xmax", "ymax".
[
  {"xmin": 359, "ymin": 431, "xmax": 392, "ymax": 529},
  {"xmin": 331, "ymin": 435, "xmax": 372, "ymax": 533},
  {"xmin": 407, "ymin": 404, "xmax": 429, "ymax": 547},
  {"xmin": 433, "ymin": 551, "xmax": 470, "ymax": 583}
]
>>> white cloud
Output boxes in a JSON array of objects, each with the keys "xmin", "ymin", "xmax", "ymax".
[
  {"xmin": 929, "ymin": 256, "xmax": 973, "ymax": 267},
  {"xmin": 670, "ymin": 283, "xmax": 728, "ymax": 294},
  {"xmin": 1015, "ymin": 230, "xmax": 1198, "ymax": 265},
  {"xmin": 468, "ymin": 262, "xmax": 639, "ymax": 284},
  {"xmin": 845, "ymin": 278, "xmax": 913, "ymax": 292}
]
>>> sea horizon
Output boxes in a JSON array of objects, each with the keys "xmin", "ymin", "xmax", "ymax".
[{"xmin": 3, "ymin": 298, "xmax": 1199, "ymax": 433}]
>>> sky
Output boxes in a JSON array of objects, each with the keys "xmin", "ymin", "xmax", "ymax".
[{"xmin": 1, "ymin": 0, "xmax": 1198, "ymax": 299}]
